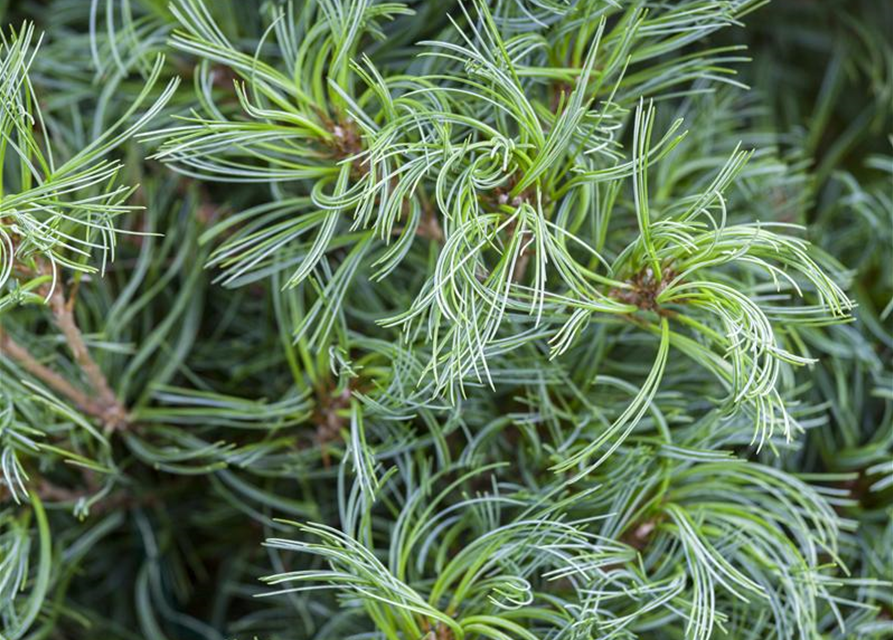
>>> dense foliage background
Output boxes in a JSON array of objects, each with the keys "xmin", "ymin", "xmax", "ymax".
[{"xmin": 0, "ymin": 1, "xmax": 890, "ymax": 639}]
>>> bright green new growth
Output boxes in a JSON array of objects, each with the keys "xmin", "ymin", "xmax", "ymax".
[{"xmin": 0, "ymin": 1, "xmax": 890, "ymax": 639}]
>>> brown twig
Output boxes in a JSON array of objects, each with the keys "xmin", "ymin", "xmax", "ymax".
[
  {"xmin": 611, "ymin": 266, "xmax": 679, "ymax": 316},
  {"xmin": 320, "ymin": 114, "xmax": 368, "ymax": 179},
  {"xmin": 0, "ymin": 331, "xmax": 108, "ymax": 417},
  {"xmin": 419, "ymin": 619, "xmax": 455, "ymax": 640},
  {"xmin": 42, "ymin": 270, "xmax": 128, "ymax": 428},
  {"xmin": 312, "ymin": 384, "xmax": 353, "ymax": 468},
  {"xmin": 0, "ymin": 260, "xmax": 129, "ymax": 430}
]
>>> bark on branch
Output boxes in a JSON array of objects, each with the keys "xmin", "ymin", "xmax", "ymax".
[{"xmin": 0, "ymin": 261, "xmax": 129, "ymax": 430}]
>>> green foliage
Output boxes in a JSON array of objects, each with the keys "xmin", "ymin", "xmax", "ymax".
[{"xmin": 0, "ymin": 1, "xmax": 890, "ymax": 639}]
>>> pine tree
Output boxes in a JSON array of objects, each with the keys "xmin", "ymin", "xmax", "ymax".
[{"xmin": 0, "ymin": 1, "xmax": 889, "ymax": 639}]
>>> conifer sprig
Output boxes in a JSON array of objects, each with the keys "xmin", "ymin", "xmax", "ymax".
[{"xmin": 0, "ymin": 1, "xmax": 889, "ymax": 639}]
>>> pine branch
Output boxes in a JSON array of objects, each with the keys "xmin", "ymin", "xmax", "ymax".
[
  {"xmin": 37, "ymin": 262, "xmax": 129, "ymax": 430},
  {"xmin": 1, "ymin": 2, "xmax": 889, "ymax": 638},
  {"xmin": 0, "ymin": 330, "xmax": 102, "ymax": 419},
  {"xmin": 1, "ymin": 259, "xmax": 129, "ymax": 429}
]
